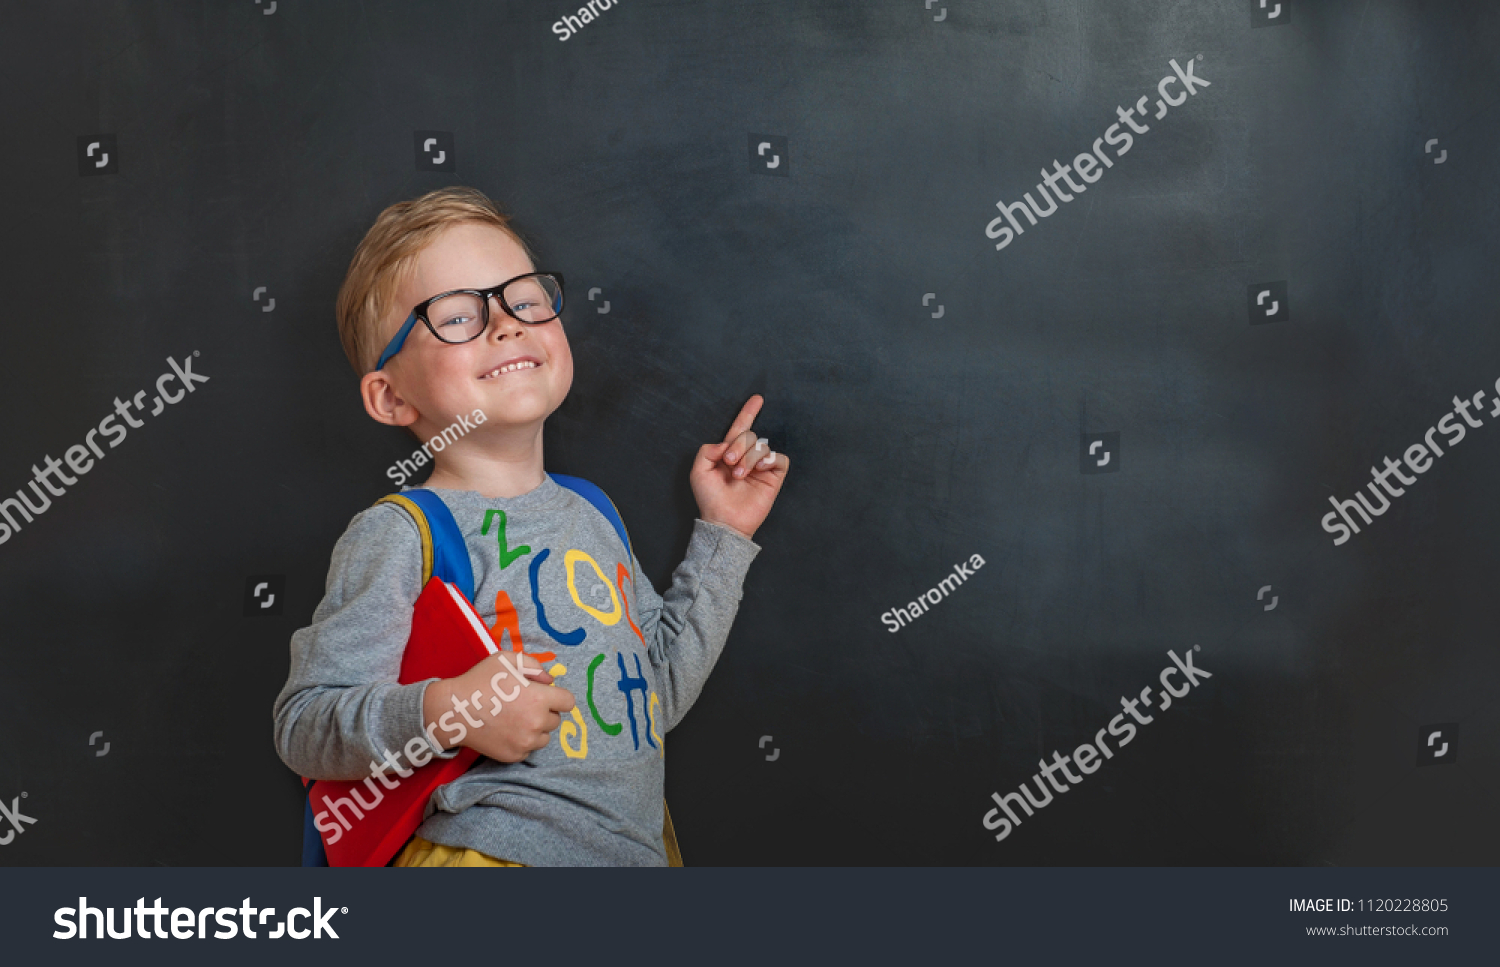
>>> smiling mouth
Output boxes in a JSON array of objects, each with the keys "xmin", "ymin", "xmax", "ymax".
[{"xmin": 479, "ymin": 360, "xmax": 541, "ymax": 379}]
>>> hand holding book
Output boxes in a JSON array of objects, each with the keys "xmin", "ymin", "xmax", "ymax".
[{"xmin": 422, "ymin": 650, "xmax": 577, "ymax": 762}]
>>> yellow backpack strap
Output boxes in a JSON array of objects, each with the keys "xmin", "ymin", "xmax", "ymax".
[
  {"xmin": 663, "ymin": 800, "xmax": 684, "ymax": 867},
  {"xmin": 375, "ymin": 494, "xmax": 435, "ymax": 587}
]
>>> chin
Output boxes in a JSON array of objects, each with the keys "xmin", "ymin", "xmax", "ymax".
[{"xmin": 478, "ymin": 398, "xmax": 555, "ymax": 422}]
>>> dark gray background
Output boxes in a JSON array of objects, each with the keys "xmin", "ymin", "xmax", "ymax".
[{"xmin": 1, "ymin": 0, "xmax": 1496, "ymax": 865}]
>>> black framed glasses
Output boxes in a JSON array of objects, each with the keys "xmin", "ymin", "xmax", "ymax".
[{"xmin": 374, "ymin": 271, "xmax": 565, "ymax": 371}]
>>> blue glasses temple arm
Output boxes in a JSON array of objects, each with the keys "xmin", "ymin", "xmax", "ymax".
[{"xmin": 374, "ymin": 311, "xmax": 420, "ymax": 372}]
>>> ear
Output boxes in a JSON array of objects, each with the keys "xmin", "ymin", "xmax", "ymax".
[{"xmin": 360, "ymin": 369, "xmax": 420, "ymax": 427}]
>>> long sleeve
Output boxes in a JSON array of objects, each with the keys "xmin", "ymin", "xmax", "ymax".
[
  {"xmin": 637, "ymin": 518, "xmax": 762, "ymax": 733},
  {"xmin": 271, "ymin": 504, "xmax": 455, "ymax": 780}
]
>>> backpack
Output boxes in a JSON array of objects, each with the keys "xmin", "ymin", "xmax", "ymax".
[{"xmin": 299, "ymin": 473, "xmax": 685, "ymax": 867}]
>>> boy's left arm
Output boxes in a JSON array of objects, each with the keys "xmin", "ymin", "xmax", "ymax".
[
  {"xmin": 636, "ymin": 520, "xmax": 762, "ymax": 733},
  {"xmin": 640, "ymin": 394, "xmax": 788, "ymax": 731}
]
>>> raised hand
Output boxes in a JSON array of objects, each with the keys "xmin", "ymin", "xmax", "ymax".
[{"xmin": 689, "ymin": 394, "xmax": 788, "ymax": 542}]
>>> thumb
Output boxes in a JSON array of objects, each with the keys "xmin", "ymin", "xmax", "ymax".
[{"xmin": 696, "ymin": 440, "xmax": 731, "ymax": 469}]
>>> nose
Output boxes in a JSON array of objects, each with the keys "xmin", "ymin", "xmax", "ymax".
[{"xmin": 485, "ymin": 295, "xmax": 526, "ymax": 339}]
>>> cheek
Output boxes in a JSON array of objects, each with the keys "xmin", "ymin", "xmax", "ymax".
[
  {"xmin": 548, "ymin": 334, "xmax": 574, "ymax": 383},
  {"xmin": 434, "ymin": 347, "xmax": 484, "ymax": 382}
]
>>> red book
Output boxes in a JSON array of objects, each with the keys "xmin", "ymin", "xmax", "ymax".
[{"xmin": 305, "ymin": 577, "xmax": 505, "ymax": 868}]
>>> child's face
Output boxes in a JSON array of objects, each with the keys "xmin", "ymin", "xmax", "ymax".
[{"xmin": 366, "ymin": 221, "xmax": 573, "ymax": 436}]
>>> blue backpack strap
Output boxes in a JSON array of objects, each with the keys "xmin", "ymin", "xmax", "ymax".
[
  {"xmin": 374, "ymin": 489, "xmax": 477, "ymax": 603},
  {"xmin": 300, "ymin": 488, "xmax": 478, "ymax": 867},
  {"xmin": 301, "ymin": 795, "xmax": 329, "ymax": 866},
  {"xmin": 548, "ymin": 472, "xmax": 633, "ymax": 567}
]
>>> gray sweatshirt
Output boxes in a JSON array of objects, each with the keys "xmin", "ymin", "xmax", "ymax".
[{"xmin": 272, "ymin": 474, "xmax": 761, "ymax": 866}]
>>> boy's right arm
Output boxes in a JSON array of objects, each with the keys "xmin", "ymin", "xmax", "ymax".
[
  {"xmin": 272, "ymin": 504, "xmax": 579, "ymax": 780},
  {"xmin": 272, "ymin": 505, "xmax": 447, "ymax": 781}
]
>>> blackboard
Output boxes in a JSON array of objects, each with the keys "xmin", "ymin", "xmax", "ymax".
[{"xmin": 1, "ymin": 0, "xmax": 1496, "ymax": 866}]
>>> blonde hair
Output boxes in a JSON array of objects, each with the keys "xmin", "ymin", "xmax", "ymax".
[{"xmin": 335, "ymin": 186, "xmax": 538, "ymax": 375}]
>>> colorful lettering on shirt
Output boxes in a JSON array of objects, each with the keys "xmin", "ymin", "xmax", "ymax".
[
  {"xmin": 566, "ymin": 549, "xmax": 622, "ymax": 625},
  {"xmin": 560, "ymin": 706, "xmax": 589, "ymax": 759},
  {"xmin": 549, "ymin": 663, "xmax": 589, "ymax": 760},
  {"xmin": 530, "ymin": 548, "xmax": 586, "ymax": 646},
  {"xmin": 648, "ymin": 692, "xmax": 664, "ymax": 758},
  {"xmin": 489, "ymin": 589, "xmax": 555, "ymax": 662},
  {"xmin": 586, "ymin": 653, "xmax": 623, "ymax": 736},
  {"xmin": 471, "ymin": 506, "xmax": 670, "ymax": 761},
  {"xmin": 617, "ymin": 563, "xmax": 645, "ymax": 645},
  {"xmin": 481, "ymin": 509, "xmax": 531, "ymax": 569},
  {"xmin": 616, "ymin": 652, "xmax": 654, "ymax": 751}
]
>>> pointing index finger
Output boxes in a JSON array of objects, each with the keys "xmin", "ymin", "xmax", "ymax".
[{"xmin": 722, "ymin": 395, "xmax": 764, "ymax": 445}]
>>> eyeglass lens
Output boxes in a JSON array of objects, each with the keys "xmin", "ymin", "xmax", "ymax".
[{"xmin": 426, "ymin": 275, "xmax": 562, "ymax": 343}]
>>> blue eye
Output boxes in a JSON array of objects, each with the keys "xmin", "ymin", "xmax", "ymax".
[{"xmin": 438, "ymin": 315, "xmax": 474, "ymax": 327}]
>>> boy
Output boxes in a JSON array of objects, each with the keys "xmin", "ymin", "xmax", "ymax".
[{"xmin": 272, "ymin": 186, "xmax": 787, "ymax": 866}]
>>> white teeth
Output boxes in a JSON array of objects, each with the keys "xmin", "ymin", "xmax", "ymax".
[{"xmin": 483, "ymin": 360, "xmax": 538, "ymax": 378}]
